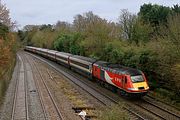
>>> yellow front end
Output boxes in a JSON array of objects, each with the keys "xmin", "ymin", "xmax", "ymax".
[{"xmin": 132, "ymin": 82, "xmax": 149, "ymax": 91}]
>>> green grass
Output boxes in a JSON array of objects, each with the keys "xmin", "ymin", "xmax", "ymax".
[
  {"xmin": 150, "ymin": 88, "xmax": 180, "ymax": 110},
  {"xmin": 99, "ymin": 103, "xmax": 130, "ymax": 120},
  {"xmin": 0, "ymin": 58, "xmax": 16, "ymax": 105}
]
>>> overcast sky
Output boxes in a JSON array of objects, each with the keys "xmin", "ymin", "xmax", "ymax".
[{"xmin": 3, "ymin": 0, "xmax": 179, "ymax": 27}]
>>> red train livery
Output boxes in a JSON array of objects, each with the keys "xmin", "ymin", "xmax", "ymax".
[{"xmin": 93, "ymin": 61, "xmax": 149, "ymax": 95}]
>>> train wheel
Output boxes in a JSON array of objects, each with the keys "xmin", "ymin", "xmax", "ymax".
[{"xmin": 117, "ymin": 89, "xmax": 125, "ymax": 96}]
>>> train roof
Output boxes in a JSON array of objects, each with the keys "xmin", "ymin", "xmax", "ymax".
[
  {"xmin": 70, "ymin": 55, "xmax": 96, "ymax": 63},
  {"xmin": 25, "ymin": 46, "xmax": 36, "ymax": 49},
  {"xmin": 56, "ymin": 51, "xmax": 72, "ymax": 56},
  {"xmin": 95, "ymin": 61, "xmax": 142, "ymax": 76},
  {"xmin": 47, "ymin": 49, "xmax": 59, "ymax": 54},
  {"xmin": 37, "ymin": 48, "xmax": 48, "ymax": 51},
  {"xmin": 48, "ymin": 49, "xmax": 58, "ymax": 52}
]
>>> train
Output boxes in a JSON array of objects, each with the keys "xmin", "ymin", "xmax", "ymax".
[{"xmin": 25, "ymin": 46, "xmax": 149, "ymax": 97}]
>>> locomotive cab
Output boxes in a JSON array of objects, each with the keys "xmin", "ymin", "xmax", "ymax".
[{"xmin": 127, "ymin": 74, "xmax": 149, "ymax": 93}]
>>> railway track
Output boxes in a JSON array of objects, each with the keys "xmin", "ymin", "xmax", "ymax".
[
  {"xmin": 26, "ymin": 52, "xmax": 180, "ymax": 120},
  {"xmin": 24, "ymin": 53, "xmax": 64, "ymax": 120},
  {"xmin": 146, "ymin": 94, "xmax": 180, "ymax": 113},
  {"xmin": 132, "ymin": 99, "xmax": 180, "ymax": 120},
  {"xmin": 26, "ymin": 52, "xmax": 146, "ymax": 120},
  {"xmin": 138, "ymin": 97, "xmax": 180, "ymax": 120},
  {"xmin": 11, "ymin": 54, "xmax": 29, "ymax": 120}
]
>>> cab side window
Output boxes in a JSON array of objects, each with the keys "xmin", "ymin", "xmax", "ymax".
[{"xmin": 124, "ymin": 76, "xmax": 127, "ymax": 84}]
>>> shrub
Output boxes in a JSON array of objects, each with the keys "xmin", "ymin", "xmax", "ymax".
[{"xmin": 53, "ymin": 33, "xmax": 83, "ymax": 54}]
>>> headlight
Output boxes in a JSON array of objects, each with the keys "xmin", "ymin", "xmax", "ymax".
[{"xmin": 127, "ymin": 88, "xmax": 138, "ymax": 91}]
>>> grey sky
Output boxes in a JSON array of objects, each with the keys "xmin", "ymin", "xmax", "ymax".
[{"xmin": 3, "ymin": 0, "xmax": 179, "ymax": 27}]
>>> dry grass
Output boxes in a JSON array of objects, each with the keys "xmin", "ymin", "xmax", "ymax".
[
  {"xmin": 98, "ymin": 103, "xmax": 129, "ymax": 120},
  {"xmin": 150, "ymin": 89, "xmax": 180, "ymax": 110},
  {"xmin": 56, "ymin": 77, "xmax": 87, "ymax": 106}
]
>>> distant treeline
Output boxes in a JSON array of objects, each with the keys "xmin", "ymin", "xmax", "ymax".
[{"xmin": 18, "ymin": 4, "xmax": 180, "ymax": 97}]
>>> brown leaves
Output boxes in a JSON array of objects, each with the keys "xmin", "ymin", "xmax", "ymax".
[
  {"xmin": 0, "ymin": 33, "xmax": 15, "ymax": 70},
  {"xmin": 0, "ymin": 39, "xmax": 10, "ymax": 67}
]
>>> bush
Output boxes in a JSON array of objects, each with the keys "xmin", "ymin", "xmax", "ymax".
[
  {"xmin": 53, "ymin": 33, "xmax": 83, "ymax": 55},
  {"xmin": 100, "ymin": 43, "xmax": 124, "ymax": 63},
  {"xmin": 0, "ymin": 23, "xmax": 9, "ymax": 40}
]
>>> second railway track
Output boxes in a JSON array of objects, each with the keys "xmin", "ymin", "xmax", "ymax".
[
  {"xmin": 23, "ymin": 53, "xmax": 64, "ymax": 120},
  {"xmin": 11, "ymin": 54, "xmax": 29, "ymax": 120},
  {"xmin": 133, "ymin": 97, "xmax": 180, "ymax": 120}
]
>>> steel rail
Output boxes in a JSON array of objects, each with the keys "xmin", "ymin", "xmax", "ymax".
[
  {"xmin": 141, "ymin": 99, "xmax": 180, "ymax": 120},
  {"xmin": 11, "ymin": 55, "xmax": 20, "ymax": 120},
  {"xmin": 11, "ymin": 54, "xmax": 29, "ymax": 120},
  {"xmin": 21, "ymin": 53, "xmax": 30, "ymax": 120},
  {"xmin": 146, "ymin": 94, "xmax": 180, "ymax": 115},
  {"xmin": 24, "ymin": 53, "xmax": 48, "ymax": 120},
  {"xmin": 27, "ymin": 54, "xmax": 64, "ymax": 120}
]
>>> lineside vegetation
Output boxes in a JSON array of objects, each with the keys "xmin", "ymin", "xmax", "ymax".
[{"xmin": 0, "ymin": 1, "xmax": 18, "ymax": 104}]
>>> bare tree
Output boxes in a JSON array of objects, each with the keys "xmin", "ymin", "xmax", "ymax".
[
  {"xmin": 54, "ymin": 21, "xmax": 71, "ymax": 32},
  {"xmin": 23, "ymin": 25, "xmax": 40, "ymax": 31},
  {"xmin": 73, "ymin": 14, "xmax": 85, "ymax": 32},
  {"xmin": 118, "ymin": 9, "xmax": 137, "ymax": 40},
  {"xmin": 73, "ymin": 11, "xmax": 105, "ymax": 33},
  {"xmin": 0, "ymin": 0, "xmax": 16, "ymax": 30}
]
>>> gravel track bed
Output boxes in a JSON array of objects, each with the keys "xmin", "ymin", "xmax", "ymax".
[
  {"xmin": 26, "ymin": 54, "xmax": 63, "ymax": 120},
  {"xmin": 21, "ymin": 53, "xmax": 45, "ymax": 120},
  {"xmin": 13, "ymin": 54, "xmax": 27, "ymax": 120},
  {"xmin": 0, "ymin": 52, "xmax": 47, "ymax": 120}
]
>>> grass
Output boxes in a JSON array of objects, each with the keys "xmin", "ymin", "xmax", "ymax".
[
  {"xmin": 53, "ymin": 72, "xmax": 88, "ymax": 107},
  {"xmin": 0, "ymin": 58, "xmax": 16, "ymax": 105},
  {"xmin": 150, "ymin": 88, "xmax": 180, "ymax": 110},
  {"xmin": 98, "ymin": 103, "xmax": 130, "ymax": 120}
]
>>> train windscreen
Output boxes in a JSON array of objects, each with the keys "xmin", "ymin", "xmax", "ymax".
[{"xmin": 131, "ymin": 75, "xmax": 144, "ymax": 83}]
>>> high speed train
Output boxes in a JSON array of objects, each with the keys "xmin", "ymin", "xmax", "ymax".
[{"xmin": 25, "ymin": 46, "xmax": 149, "ymax": 97}]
